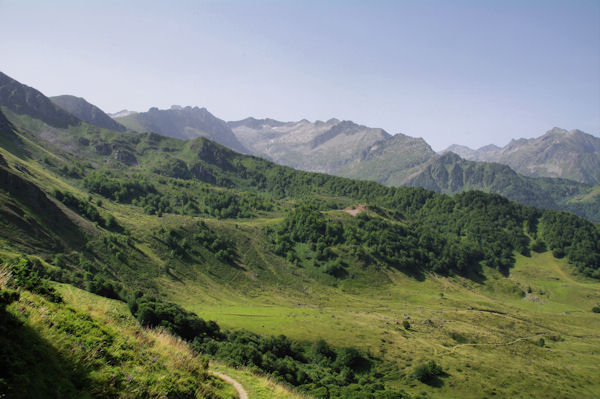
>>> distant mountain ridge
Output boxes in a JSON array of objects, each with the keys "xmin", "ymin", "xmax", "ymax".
[
  {"xmin": 403, "ymin": 152, "xmax": 599, "ymax": 221},
  {"xmin": 109, "ymin": 109, "xmax": 137, "ymax": 118},
  {"xmin": 0, "ymin": 71, "xmax": 80, "ymax": 128},
  {"xmin": 114, "ymin": 105, "xmax": 248, "ymax": 153},
  {"xmin": 443, "ymin": 128, "xmax": 600, "ymax": 185},
  {"xmin": 228, "ymin": 117, "xmax": 391, "ymax": 173},
  {"xmin": 50, "ymin": 95, "xmax": 126, "ymax": 132}
]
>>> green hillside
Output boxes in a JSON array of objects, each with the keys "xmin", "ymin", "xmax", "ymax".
[
  {"xmin": 405, "ymin": 152, "xmax": 600, "ymax": 222},
  {"xmin": 0, "ymin": 83, "xmax": 599, "ymax": 398}
]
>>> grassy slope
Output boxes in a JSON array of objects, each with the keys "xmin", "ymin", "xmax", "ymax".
[
  {"xmin": 1, "ymin": 283, "xmax": 230, "ymax": 398},
  {"xmin": 2, "ymin": 282, "xmax": 302, "ymax": 399},
  {"xmin": 174, "ymin": 251, "xmax": 600, "ymax": 399}
]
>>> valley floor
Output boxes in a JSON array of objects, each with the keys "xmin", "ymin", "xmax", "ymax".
[{"xmin": 169, "ymin": 252, "xmax": 600, "ymax": 399}]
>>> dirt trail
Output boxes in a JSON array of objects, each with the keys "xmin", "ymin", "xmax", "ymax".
[{"xmin": 210, "ymin": 371, "xmax": 249, "ymax": 399}]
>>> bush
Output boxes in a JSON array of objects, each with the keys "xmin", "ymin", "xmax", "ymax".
[
  {"xmin": 6, "ymin": 257, "xmax": 61, "ymax": 302},
  {"xmin": 402, "ymin": 320, "xmax": 411, "ymax": 330},
  {"xmin": 531, "ymin": 239, "xmax": 546, "ymax": 253},
  {"xmin": 413, "ymin": 360, "xmax": 444, "ymax": 384},
  {"xmin": 592, "ymin": 306, "xmax": 600, "ymax": 314}
]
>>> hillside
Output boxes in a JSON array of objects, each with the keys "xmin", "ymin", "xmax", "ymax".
[
  {"xmin": 404, "ymin": 152, "xmax": 600, "ymax": 222},
  {"xmin": 444, "ymin": 128, "xmax": 600, "ymax": 185},
  {"xmin": 1, "ymin": 72, "xmax": 599, "ymax": 398},
  {"xmin": 50, "ymin": 95, "xmax": 127, "ymax": 132},
  {"xmin": 115, "ymin": 105, "xmax": 248, "ymax": 153}
]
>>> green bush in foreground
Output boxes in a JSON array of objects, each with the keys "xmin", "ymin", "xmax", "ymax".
[{"xmin": 413, "ymin": 360, "xmax": 444, "ymax": 384}]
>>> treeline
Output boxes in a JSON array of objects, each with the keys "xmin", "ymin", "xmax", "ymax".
[
  {"xmin": 154, "ymin": 222, "xmax": 237, "ymax": 263},
  {"xmin": 269, "ymin": 204, "xmax": 482, "ymax": 277},
  {"xmin": 269, "ymin": 191, "xmax": 600, "ymax": 278},
  {"xmin": 81, "ymin": 137, "xmax": 600, "ymax": 277},
  {"xmin": 83, "ymin": 171, "xmax": 273, "ymax": 218},
  {"xmin": 540, "ymin": 210, "xmax": 600, "ymax": 278}
]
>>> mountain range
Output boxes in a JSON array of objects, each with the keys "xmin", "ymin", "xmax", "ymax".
[{"xmin": 444, "ymin": 128, "xmax": 600, "ymax": 185}]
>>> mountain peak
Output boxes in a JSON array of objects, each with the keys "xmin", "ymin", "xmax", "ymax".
[
  {"xmin": 0, "ymin": 71, "xmax": 80, "ymax": 128},
  {"xmin": 114, "ymin": 105, "xmax": 248, "ymax": 153},
  {"xmin": 50, "ymin": 94, "xmax": 126, "ymax": 132}
]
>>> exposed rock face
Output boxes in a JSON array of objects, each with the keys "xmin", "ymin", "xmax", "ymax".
[
  {"xmin": 0, "ymin": 71, "xmax": 80, "ymax": 128},
  {"xmin": 50, "ymin": 95, "xmax": 127, "ymax": 132},
  {"xmin": 114, "ymin": 106, "xmax": 248, "ymax": 154},
  {"xmin": 337, "ymin": 132, "xmax": 437, "ymax": 186},
  {"xmin": 443, "ymin": 128, "xmax": 600, "ymax": 184},
  {"xmin": 228, "ymin": 117, "xmax": 391, "ymax": 174}
]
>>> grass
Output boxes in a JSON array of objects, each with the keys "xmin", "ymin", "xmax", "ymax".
[
  {"xmin": 2, "ymin": 284, "xmax": 231, "ymax": 399},
  {"xmin": 2, "ymin": 281, "xmax": 311, "ymax": 399},
  {"xmin": 172, "ymin": 252, "xmax": 600, "ymax": 399}
]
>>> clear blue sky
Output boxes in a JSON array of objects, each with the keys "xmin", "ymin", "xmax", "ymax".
[{"xmin": 1, "ymin": 0, "xmax": 598, "ymax": 150}]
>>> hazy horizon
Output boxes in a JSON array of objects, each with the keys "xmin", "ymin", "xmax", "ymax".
[{"xmin": 1, "ymin": 0, "xmax": 598, "ymax": 150}]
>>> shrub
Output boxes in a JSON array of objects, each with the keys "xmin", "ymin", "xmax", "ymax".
[
  {"xmin": 592, "ymin": 306, "xmax": 600, "ymax": 314},
  {"xmin": 413, "ymin": 360, "xmax": 444, "ymax": 384},
  {"xmin": 402, "ymin": 320, "xmax": 411, "ymax": 330},
  {"xmin": 5, "ymin": 257, "xmax": 61, "ymax": 302},
  {"xmin": 531, "ymin": 239, "xmax": 546, "ymax": 253}
]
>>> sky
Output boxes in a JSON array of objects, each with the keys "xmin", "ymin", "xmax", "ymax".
[{"xmin": 0, "ymin": 0, "xmax": 599, "ymax": 150}]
